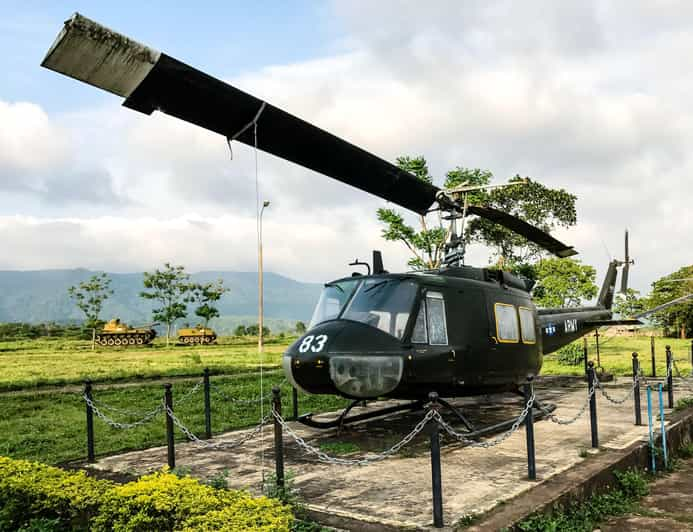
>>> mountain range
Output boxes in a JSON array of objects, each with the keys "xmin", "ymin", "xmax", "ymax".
[{"xmin": 0, "ymin": 269, "xmax": 323, "ymax": 333}]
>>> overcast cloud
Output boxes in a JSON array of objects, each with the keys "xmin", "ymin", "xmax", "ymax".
[{"xmin": 0, "ymin": 1, "xmax": 690, "ymax": 293}]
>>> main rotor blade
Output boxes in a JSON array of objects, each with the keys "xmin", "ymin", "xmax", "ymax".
[
  {"xmin": 41, "ymin": 13, "xmax": 440, "ymax": 215},
  {"xmin": 465, "ymin": 205, "xmax": 577, "ymax": 258},
  {"xmin": 620, "ymin": 229, "xmax": 630, "ymax": 293}
]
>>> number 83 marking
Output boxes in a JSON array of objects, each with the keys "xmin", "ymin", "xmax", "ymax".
[{"xmin": 298, "ymin": 334, "xmax": 328, "ymax": 353}]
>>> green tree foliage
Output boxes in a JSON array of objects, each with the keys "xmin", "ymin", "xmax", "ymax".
[
  {"xmin": 67, "ymin": 273, "xmax": 113, "ymax": 329},
  {"xmin": 613, "ymin": 288, "xmax": 646, "ymax": 318},
  {"xmin": 140, "ymin": 263, "xmax": 191, "ymax": 345},
  {"xmin": 645, "ymin": 265, "xmax": 693, "ymax": 338},
  {"xmin": 295, "ymin": 321, "xmax": 307, "ymax": 334},
  {"xmin": 245, "ymin": 324, "xmax": 270, "ymax": 336},
  {"xmin": 532, "ymin": 258, "xmax": 597, "ymax": 308},
  {"xmin": 189, "ymin": 279, "xmax": 229, "ymax": 327},
  {"xmin": 376, "ymin": 156, "xmax": 577, "ymax": 270},
  {"xmin": 234, "ymin": 325, "xmax": 247, "ymax": 336}
]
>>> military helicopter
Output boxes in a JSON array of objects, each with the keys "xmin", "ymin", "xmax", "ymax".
[{"xmin": 42, "ymin": 14, "xmax": 639, "ymax": 432}]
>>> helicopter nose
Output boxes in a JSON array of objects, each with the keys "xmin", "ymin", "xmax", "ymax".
[{"xmin": 283, "ymin": 320, "xmax": 404, "ymax": 399}]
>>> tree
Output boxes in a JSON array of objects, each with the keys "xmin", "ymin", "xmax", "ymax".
[
  {"xmin": 295, "ymin": 321, "xmax": 307, "ymax": 334},
  {"xmin": 613, "ymin": 288, "xmax": 646, "ymax": 318},
  {"xmin": 645, "ymin": 265, "xmax": 693, "ymax": 338},
  {"xmin": 234, "ymin": 325, "xmax": 248, "ymax": 336},
  {"xmin": 67, "ymin": 273, "xmax": 113, "ymax": 329},
  {"xmin": 376, "ymin": 156, "xmax": 577, "ymax": 271},
  {"xmin": 189, "ymin": 279, "xmax": 229, "ymax": 327},
  {"xmin": 532, "ymin": 258, "xmax": 597, "ymax": 308},
  {"xmin": 246, "ymin": 324, "xmax": 270, "ymax": 337},
  {"xmin": 140, "ymin": 263, "xmax": 191, "ymax": 345}
]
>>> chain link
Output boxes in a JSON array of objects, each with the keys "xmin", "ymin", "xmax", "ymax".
[
  {"xmin": 90, "ymin": 397, "xmax": 162, "ymax": 418},
  {"xmin": 84, "ymin": 394, "xmax": 164, "ymax": 429},
  {"xmin": 174, "ymin": 380, "xmax": 204, "ymax": 405},
  {"xmin": 273, "ymin": 408, "xmax": 436, "ymax": 465},
  {"xmin": 435, "ymin": 393, "xmax": 534, "ymax": 447},
  {"xmin": 537, "ymin": 385, "xmax": 594, "ymax": 425},
  {"xmin": 672, "ymin": 358, "xmax": 683, "ymax": 378},
  {"xmin": 594, "ymin": 373, "xmax": 638, "ymax": 405},
  {"xmin": 164, "ymin": 404, "xmax": 270, "ymax": 449}
]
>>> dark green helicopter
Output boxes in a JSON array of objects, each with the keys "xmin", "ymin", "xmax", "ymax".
[{"xmin": 42, "ymin": 14, "xmax": 639, "ymax": 431}]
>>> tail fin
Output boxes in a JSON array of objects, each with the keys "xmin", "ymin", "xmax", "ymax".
[{"xmin": 597, "ymin": 260, "xmax": 619, "ymax": 309}]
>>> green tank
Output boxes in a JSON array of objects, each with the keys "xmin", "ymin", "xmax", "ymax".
[
  {"xmin": 96, "ymin": 318, "xmax": 157, "ymax": 346},
  {"xmin": 177, "ymin": 325, "xmax": 217, "ymax": 345}
]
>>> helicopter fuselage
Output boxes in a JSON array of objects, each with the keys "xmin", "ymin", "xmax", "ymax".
[{"xmin": 284, "ymin": 265, "xmax": 613, "ymax": 400}]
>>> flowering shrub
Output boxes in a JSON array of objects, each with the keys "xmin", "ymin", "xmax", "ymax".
[{"xmin": 0, "ymin": 457, "xmax": 293, "ymax": 531}]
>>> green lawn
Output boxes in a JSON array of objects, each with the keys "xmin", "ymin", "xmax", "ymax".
[
  {"xmin": 0, "ymin": 371, "xmax": 348, "ymax": 465},
  {"xmin": 542, "ymin": 336, "xmax": 693, "ymax": 376},
  {"xmin": 0, "ymin": 336, "xmax": 293, "ymax": 391}
]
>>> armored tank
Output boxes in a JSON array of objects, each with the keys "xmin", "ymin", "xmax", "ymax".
[
  {"xmin": 96, "ymin": 318, "xmax": 157, "ymax": 346},
  {"xmin": 177, "ymin": 325, "xmax": 217, "ymax": 345}
]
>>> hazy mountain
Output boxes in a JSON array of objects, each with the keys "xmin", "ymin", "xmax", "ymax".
[{"xmin": 0, "ymin": 269, "xmax": 322, "ymax": 333}]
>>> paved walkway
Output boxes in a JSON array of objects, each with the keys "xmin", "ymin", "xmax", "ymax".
[
  {"xmin": 88, "ymin": 376, "xmax": 693, "ymax": 530},
  {"xmin": 602, "ymin": 457, "xmax": 693, "ymax": 531}
]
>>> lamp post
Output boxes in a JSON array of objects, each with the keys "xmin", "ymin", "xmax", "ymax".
[{"xmin": 258, "ymin": 200, "xmax": 270, "ymax": 353}]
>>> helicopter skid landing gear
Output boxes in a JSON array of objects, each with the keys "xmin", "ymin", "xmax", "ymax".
[
  {"xmin": 436, "ymin": 397, "xmax": 475, "ymax": 432},
  {"xmin": 298, "ymin": 400, "xmax": 424, "ymax": 430}
]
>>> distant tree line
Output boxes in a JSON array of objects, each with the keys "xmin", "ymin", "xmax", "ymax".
[{"xmin": 0, "ymin": 322, "xmax": 85, "ymax": 341}]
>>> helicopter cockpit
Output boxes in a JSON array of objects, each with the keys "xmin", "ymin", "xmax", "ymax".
[{"xmin": 309, "ymin": 277, "xmax": 419, "ymax": 340}]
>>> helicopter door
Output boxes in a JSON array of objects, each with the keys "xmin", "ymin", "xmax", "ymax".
[{"xmin": 410, "ymin": 291, "xmax": 454, "ymax": 383}]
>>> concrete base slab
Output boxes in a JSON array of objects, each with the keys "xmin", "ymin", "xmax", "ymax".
[{"xmin": 87, "ymin": 376, "xmax": 693, "ymax": 530}]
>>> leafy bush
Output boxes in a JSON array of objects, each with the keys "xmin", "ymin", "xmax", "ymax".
[
  {"xmin": 0, "ymin": 457, "xmax": 293, "ymax": 531},
  {"xmin": 556, "ymin": 342, "xmax": 585, "ymax": 366}
]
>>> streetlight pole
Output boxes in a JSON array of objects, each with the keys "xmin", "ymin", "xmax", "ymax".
[{"xmin": 258, "ymin": 200, "xmax": 270, "ymax": 353}]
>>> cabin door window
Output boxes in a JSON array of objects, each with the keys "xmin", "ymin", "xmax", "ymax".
[
  {"xmin": 494, "ymin": 302, "xmax": 519, "ymax": 343},
  {"xmin": 518, "ymin": 307, "xmax": 536, "ymax": 344}
]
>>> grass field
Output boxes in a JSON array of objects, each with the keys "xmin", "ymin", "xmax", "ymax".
[
  {"xmin": 1, "ymin": 334, "xmax": 691, "ymax": 466},
  {"xmin": 542, "ymin": 336, "xmax": 693, "ymax": 376},
  {"xmin": 0, "ymin": 336, "xmax": 292, "ymax": 391}
]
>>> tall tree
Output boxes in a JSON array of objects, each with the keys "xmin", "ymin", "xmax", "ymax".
[
  {"xmin": 613, "ymin": 288, "xmax": 646, "ymax": 318},
  {"xmin": 67, "ymin": 273, "xmax": 113, "ymax": 329},
  {"xmin": 189, "ymin": 279, "xmax": 229, "ymax": 327},
  {"xmin": 140, "ymin": 263, "xmax": 191, "ymax": 345},
  {"xmin": 532, "ymin": 258, "xmax": 597, "ymax": 308},
  {"xmin": 645, "ymin": 265, "xmax": 693, "ymax": 338},
  {"xmin": 376, "ymin": 156, "xmax": 577, "ymax": 271}
]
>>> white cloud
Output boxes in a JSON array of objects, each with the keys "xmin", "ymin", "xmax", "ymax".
[{"xmin": 0, "ymin": 1, "xmax": 691, "ymax": 295}]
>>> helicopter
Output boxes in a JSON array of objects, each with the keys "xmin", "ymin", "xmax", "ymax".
[{"xmin": 42, "ymin": 14, "xmax": 641, "ymax": 432}]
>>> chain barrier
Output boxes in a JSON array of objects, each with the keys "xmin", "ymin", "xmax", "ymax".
[
  {"xmin": 672, "ymin": 358, "xmax": 684, "ymax": 379},
  {"xmin": 174, "ymin": 380, "xmax": 204, "ymax": 405},
  {"xmin": 272, "ymin": 408, "xmax": 436, "ymax": 465},
  {"xmin": 210, "ymin": 378, "xmax": 288, "ymax": 405},
  {"xmin": 90, "ymin": 397, "xmax": 163, "ymax": 418},
  {"xmin": 84, "ymin": 394, "xmax": 165, "ymax": 429},
  {"xmin": 538, "ymin": 385, "xmax": 595, "ymax": 425},
  {"xmin": 435, "ymin": 393, "xmax": 534, "ymax": 447},
  {"xmin": 164, "ymin": 404, "xmax": 270, "ymax": 449},
  {"xmin": 594, "ymin": 373, "xmax": 639, "ymax": 405}
]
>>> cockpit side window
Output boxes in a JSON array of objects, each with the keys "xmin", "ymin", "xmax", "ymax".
[
  {"xmin": 426, "ymin": 292, "xmax": 448, "ymax": 345},
  {"xmin": 411, "ymin": 291, "xmax": 448, "ymax": 345}
]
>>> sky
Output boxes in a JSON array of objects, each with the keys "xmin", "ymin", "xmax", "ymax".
[{"xmin": 0, "ymin": 1, "xmax": 691, "ymax": 295}]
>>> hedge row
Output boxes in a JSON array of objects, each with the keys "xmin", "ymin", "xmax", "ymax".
[{"xmin": 0, "ymin": 456, "xmax": 293, "ymax": 531}]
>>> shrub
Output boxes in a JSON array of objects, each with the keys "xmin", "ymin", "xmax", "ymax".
[
  {"xmin": 0, "ymin": 457, "xmax": 293, "ymax": 531},
  {"xmin": 557, "ymin": 342, "xmax": 584, "ymax": 366}
]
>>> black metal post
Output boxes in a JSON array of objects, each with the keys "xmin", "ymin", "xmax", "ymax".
[
  {"xmin": 164, "ymin": 383, "xmax": 175, "ymax": 469},
  {"xmin": 587, "ymin": 362, "xmax": 599, "ymax": 448},
  {"xmin": 651, "ymin": 335, "xmax": 656, "ymax": 377},
  {"xmin": 428, "ymin": 392, "xmax": 444, "ymax": 528},
  {"xmin": 84, "ymin": 379, "xmax": 95, "ymax": 463},
  {"xmin": 203, "ymin": 368, "xmax": 212, "ymax": 439},
  {"xmin": 594, "ymin": 330, "xmax": 601, "ymax": 370},
  {"xmin": 632, "ymin": 353, "xmax": 642, "ymax": 426},
  {"xmin": 272, "ymin": 386, "xmax": 285, "ymax": 489},
  {"xmin": 292, "ymin": 387, "xmax": 298, "ymax": 421},
  {"xmin": 524, "ymin": 377, "xmax": 536, "ymax": 480},
  {"xmin": 583, "ymin": 337, "xmax": 589, "ymax": 376},
  {"xmin": 666, "ymin": 345, "xmax": 674, "ymax": 408}
]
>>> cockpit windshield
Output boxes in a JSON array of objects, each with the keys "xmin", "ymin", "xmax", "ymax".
[{"xmin": 308, "ymin": 278, "xmax": 361, "ymax": 329}]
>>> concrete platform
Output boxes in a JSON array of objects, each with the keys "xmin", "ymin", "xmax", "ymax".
[{"xmin": 87, "ymin": 376, "xmax": 693, "ymax": 531}]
